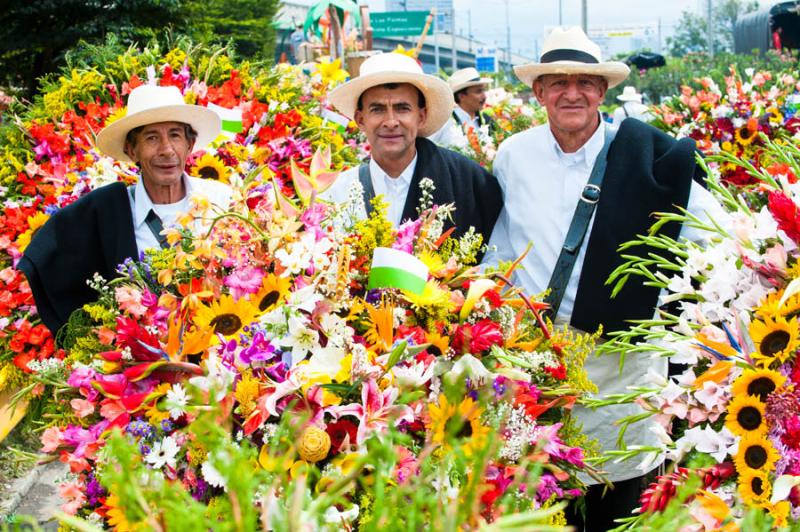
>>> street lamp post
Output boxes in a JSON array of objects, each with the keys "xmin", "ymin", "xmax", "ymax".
[
  {"xmin": 558, "ymin": 0, "xmax": 562, "ymax": 25},
  {"xmin": 504, "ymin": 0, "xmax": 511, "ymax": 70}
]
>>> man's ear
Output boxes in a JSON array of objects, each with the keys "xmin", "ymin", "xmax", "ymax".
[
  {"xmin": 532, "ymin": 80, "xmax": 545, "ymax": 104},
  {"xmin": 354, "ymin": 109, "xmax": 365, "ymax": 130},
  {"xmin": 123, "ymin": 142, "xmax": 136, "ymax": 163},
  {"xmin": 418, "ymin": 106, "xmax": 428, "ymax": 127}
]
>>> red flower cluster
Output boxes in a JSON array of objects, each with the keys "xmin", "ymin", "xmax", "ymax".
[
  {"xmin": 451, "ymin": 319, "xmax": 504, "ymax": 355},
  {"xmin": 8, "ymin": 319, "xmax": 59, "ymax": 372},
  {"xmin": 768, "ymin": 190, "xmax": 800, "ymax": 243}
]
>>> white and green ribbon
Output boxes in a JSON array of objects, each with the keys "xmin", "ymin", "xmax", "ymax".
[
  {"xmin": 368, "ymin": 247, "xmax": 429, "ymax": 294},
  {"xmin": 208, "ymin": 103, "xmax": 244, "ymax": 134},
  {"xmin": 321, "ymin": 108, "xmax": 350, "ymax": 134}
]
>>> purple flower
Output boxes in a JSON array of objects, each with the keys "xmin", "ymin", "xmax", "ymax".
[
  {"xmin": 239, "ymin": 331, "xmax": 277, "ymax": 365},
  {"xmin": 224, "ymin": 266, "xmax": 264, "ymax": 299},
  {"xmin": 393, "ymin": 219, "xmax": 422, "ymax": 254}
]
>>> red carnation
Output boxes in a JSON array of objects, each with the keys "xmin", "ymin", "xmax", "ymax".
[
  {"xmin": 469, "ymin": 320, "xmax": 504, "ymax": 353},
  {"xmin": 768, "ymin": 190, "xmax": 800, "ymax": 243}
]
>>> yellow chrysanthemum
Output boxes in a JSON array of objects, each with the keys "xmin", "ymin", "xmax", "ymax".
[
  {"xmin": 738, "ymin": 468, "xmax": 771, "ymax": 505},
  {"xmin": 734, "ymin": 432, "xmax": 780, "ymax": 473},
  {"xmin": 418, "ymin": 251, "xmax": 447, "ymax": 277},
  {"xmin": 749, "ymin": 316, "xmax": 799, "ymax": 367},
  {"xmin": 732, "ymin": 368, "xmax": 786, "ymax": 402},
  {"xmin": 403, "ymin": 281, "xmax": 453, "ymax": 313},
  {"xmin": 426, "ymin": 394, "xmax": 490, "ymax": 457},
  {"xmin": 193, "ymin": 294, "xmax": 258, "ymax": 342},
  {"xmin": 235, "ymin": 370, "xmax": 261, "ymax": 416},
  {"xmin": 755, "ymin": 289, "xmax": 800, "ymax": 320},
  {"xmin": 726, "ymin": 395, "xmax": 767, "ymax": 437},
  {"xmin": 190, "ymin": 152, "xmax": 231, "ymax": 184},
  {"xmin": 251, "ymin": 273, "xmax": 292, "ymax": 314}
]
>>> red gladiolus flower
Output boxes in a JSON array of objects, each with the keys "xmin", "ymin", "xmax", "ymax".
[{"xmin": 768, "ymin": 190, "xmax": 800, "ymax": 243}]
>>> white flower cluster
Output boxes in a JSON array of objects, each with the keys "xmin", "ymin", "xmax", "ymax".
[
  {"xmin": 26, "ymin": 357, "xmax": 64, "ymax": 376},
  {"xmin": 498, "ymin": 405, "xmax": 539, "ymax": 462}
]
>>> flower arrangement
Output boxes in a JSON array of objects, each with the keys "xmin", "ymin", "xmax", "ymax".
[
  {"xmin": 37, "ymin": 167, "xmax": 599, "ymax": 527},
  {"xmin": 0, "ymin": 37, "xmax": 366, "ymax": 397},
  {"xmin": 589, "ymin": 138, "xmax": 800, "ymax": 529}
]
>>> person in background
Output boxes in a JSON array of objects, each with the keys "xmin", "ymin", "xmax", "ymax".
[{"xmin": 611, "ymin": 85, "xmax": 651, "ymax": 127}]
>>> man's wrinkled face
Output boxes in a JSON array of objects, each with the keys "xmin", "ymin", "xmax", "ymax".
[
  {"xmin": 533, "ymin": 74, "xmax": 607, "ymax": 137},
  {"xmin": 355, "ymin": 84, "xmax": 427, "ymax": 162},
  {"xmin": 457, "ymin": 84, "xmax": 487, "ymax": 115},
  {"xmin": 125, "ymin": 121, "xmax": 194, "ymax": 190}
]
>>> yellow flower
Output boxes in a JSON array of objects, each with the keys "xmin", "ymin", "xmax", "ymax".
[
  {"xmin": 755, "ymin": 289, "xmax": 800, "ymax": 320},
  {"xmin": 737, "ymin": 468, "xmax": 771, "ymax": 505},
  {"xmin": 726, "ymin": 395, "xmax": 767, "ymax": 437},
  {"xmin": 762, "ymin": 500, "xmax": 791, "ymax": 528},
  {"xmin": 315, "ymin": 58, "xmax": 348, "ymax": 86},
  {"xmin": 362, "ymin": 297, "xmax": 395, "ymax": 354},
  {"xmin": 251, "ymin": 273, "xmax": 291, "ymax": 314},
  {"xmin": 425, "ymin": 330, "xmax": 450, "ymax": 358},
  {"xmin": 234, "ymin": 370, "xmax": 261, "ymax": 417},
  {"xmin": 732, "ymin": 368, "xmax": 785, "ymax": 402},
  {"xmin": 403, "ymin": 281, "xmax": 453, "ymax": 314},
  {"xmin": 749, "ymin": 316, "xmax": 799, "ymax": 367},
  {"xmin": 106, "ymin": 492, "xmax": 140, "ymax": 531},
  {"xmin": 297, "ymin": 426, "xmax": 331, "ymax": 463},
  {"xmin": 15, "ymin": 211, "xmax": 50, "ymax": 252},
  {"xmin": 193, "ymin": 294, "xmax": 258, "ymax": 342},
  {"xmin": 426, "ymin": 395, "xmax": 490, "ymax": 457},
  {"xmin": 735, "ymin": 124, "xmax": 758, "ymax": 146},
  {"xmin": 391, "ymin": 44, "xmax": 417, "ymax": 58},
  {"xmin": 418, "ymin": 251, "xmax": 447, "ymax": 277},
  {"xmin": 734, "ymin": 432, "xmax": 779, "ymax": 472},
  {"xmin": 190, "ymin": 152, "xmax": 231, "ymax": 183}
]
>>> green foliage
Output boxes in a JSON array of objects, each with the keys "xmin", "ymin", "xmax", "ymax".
[
  {"xmin": 182, "ymin": 0, "xmax": 280, "ymax": 63},
  {"xmin": 0, "ymin": 0, "xmax": 182, "ymax": 97},
  {"xmin": 666, "ymin": 0, "xmax": 759, "ymax": 57}
]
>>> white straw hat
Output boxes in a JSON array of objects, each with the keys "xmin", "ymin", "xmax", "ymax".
[
  {"xmin": 617, "ymin": 86, "xmax": 643, "ymax": 102},
  {"xmin": 449, "ymin": 67, "xmax": 492, "ymax": 93},
  {"xmin": 328, "ymin": 53, "xmax": 454, "ymax": 137},
  {"xmin": 514, "ymin": 27, "xmax": 630, "ymax": 89},
  {"xmin": 96, "ymin": 85, "xmax": 221, "ymax": 163}
]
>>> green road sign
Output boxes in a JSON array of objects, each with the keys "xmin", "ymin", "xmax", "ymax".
[{"xmin": 371, "ymin": 11, "xmax": 429, "ymax": 37}]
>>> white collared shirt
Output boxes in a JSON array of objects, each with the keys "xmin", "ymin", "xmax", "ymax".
[
  {"xmin": 128, "ymin": 174, "xmax": 232, "ymax": 253},
  {"xmin": 453, "ymin": 106, "xmax": 480, "ymax": 131},
  {"xmin": 319, "ymin": 155, "xmax": 418, "ymax": 228},
  {"xmin": 482, "ymin": 122, "xmax": 728, "ymax": 482}
]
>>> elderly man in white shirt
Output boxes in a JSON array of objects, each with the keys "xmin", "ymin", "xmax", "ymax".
[
  {"xmin": 19, "ymin": 84, "xmax": 231, "ymax": 335},
  {"xmin": 482, "ymin": 27, "xmax": 727, "ymax": 531}
]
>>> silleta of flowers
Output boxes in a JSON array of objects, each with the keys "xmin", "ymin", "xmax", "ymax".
[
  {"xmin": 591, "ymin": 138, "xmax": 800, "ymax": 529},
  {"xmin": 0, "ymin": 38, "xmax": 366, "ymax": 396},
  {"xmin": 38, "ymin": 164, "xmax": 599, "ymax": 527}
]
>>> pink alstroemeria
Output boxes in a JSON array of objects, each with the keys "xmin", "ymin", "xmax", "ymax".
[
  {"xmin": 224, "ymin": 266, "xmax": 265, "ymax": 299},
  {"xmin": 328, "ymin": 379, "xmax": 414, "ymax": 445}
]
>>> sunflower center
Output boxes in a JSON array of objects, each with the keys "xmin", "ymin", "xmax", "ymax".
[
  {"xmin": 456, "ymin": 420, "xmax": 473, "ymax": 439},
  {"xmin": 752, "ymin": 476, "xmax": 764, "ymax": 495},
  {"xmin": 744, "ymin": 445, "xmax": 768, "ymax": 469},
  {"xmin": 198, "ymin": 166, "xmax": 220, "ymax": 180},
  {"xmin": 259, "ymin": 291, "xmax": 280, "ymax": 312},
  {"xmin": 760, "ymin": 330, "xmax": 791, "ymax": 357},
  {"xmin": 748, "ymin": 377, "xmax": 777, "ymax": 401},
  {"xmin": 737, "ymin": 407, "xmax": 763, "ymax": 431},
  {"xmin": 210, "ymin": 313, "xmax": 243, "ymax": 336},
  {"xmin": 428, "ymin": 345, "xmax": 442, "ymax": 357}
]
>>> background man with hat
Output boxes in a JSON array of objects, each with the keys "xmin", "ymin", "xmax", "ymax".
[
  {"xmin": 322, "ymin": 53, "xmax": 502, "ymax": 245},
  {"xmin": 19, "ymin": 84, "xmax": 232, "ymax": 336},
  {"xmin": 611, "ymin": 86, "xmax": 651, "ymax": 127},
  {"xmin": 429, "ymin": 67, "xmax": 496, "ymax": 146},
  {"xmin": 481, "ymin": 27, "xmax": 726, "ymax": 530}
]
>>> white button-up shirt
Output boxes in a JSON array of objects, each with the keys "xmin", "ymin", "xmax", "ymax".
[
  {"xmin": 128, "ymin": 174, "xmax": 232, "ymax": 253},
  {"xmin": 319, "ymin": 155, "xmax": 418, "ymax": 228},
  {"xmin": 483, "ymin": 122, "xmax": 728, "ymax": 482}
]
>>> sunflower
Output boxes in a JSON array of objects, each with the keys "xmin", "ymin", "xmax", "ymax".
[
  {"xmin": 738, "ymin": 468, "xmax": 772, "ymax": 505},
  {"xmin": 749, "ymin": 315, "xmax": 799, "ymax": 367},
  {"xmin": 725, "ymin": 395, "xmax": 767, "ymax": 436},
  {"xmin": 755, "ymin": 289, "xmax": 800, "ymax": 320},
  {"xmin": 734, "ymin": 432, "xmax": 779, "ymax": 472},
  {"xmin": 735, "ymin": 122, "xmax": 758, "ymax": 146},
  {"xmin": 426, "ymin": 394, "xmax": 491, "ymax": 457},
  {"xmin": 761, "ymin": 500, "xmax": 791, "ymax": 528},
  {"xmin": 105, "ymin": 492, "xmax": 139, "ymax": 531},
  {"xmin": 732, "ymin": 368, "xmax": 786, "ymax": 402},
  {"xmin": 425, "ymin": 330, "xmax": 450, "ymax": 357},
  {"xmin": 193, "ymin": 294, "xmax": 258, "ymax": 341},
  {"xmin": 252, "ymin": 273, "xmax": 291, "ymax": 313},
  {"xmin": 190, "ymin": 152, "xmax": 231, "ymax": 183},
  {"xmin": 15, "ymin": 211, "xmax": 50, "ymax": 252}
]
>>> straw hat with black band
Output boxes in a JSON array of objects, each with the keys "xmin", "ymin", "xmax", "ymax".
[
  {"xmin": 327, "ymin": 52, "xmax": 454, "ymax": 137},
  {"xmin": 514, "ymin": 27, "xmax": 630, "ymax": 88},
  {"xmin": 448, "ymin": 67, "xmax": 492, "ymax": 94},
  {"xmin": 96, "ymin": 85, "xmax": 221, "ymax": 163}
]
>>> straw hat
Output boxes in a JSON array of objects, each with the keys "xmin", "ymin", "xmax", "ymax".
[
  {"xmin": 617, "ymin": 86, "xmax": 643, "ymax": 102},
  {"xmin": 449, "ymin": 67, "xmax": 492, "ymax": 93},
  {"xmin": 96, "ymin": 85, "xmax": 221, "ymax": 163},
  {"xmin": 328, "ymin": 53, "xmax": 454, "ymax": 137},
  {"xmin": 514, "ymin": 27, "xmax": 630, "ymax": 89}
]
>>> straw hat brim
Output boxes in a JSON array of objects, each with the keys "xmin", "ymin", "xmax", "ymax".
[
  {"xmin": 451, "ymin": 77, "xmax": 492, "ymax": 94},
  {"xmin": 96, "ymin": 105, "xmax": 221, "ymax": 163},
  {"xmin": 514, "ymin": 61, "xmax": 630, "ymax": 89},
  {"xmin": 328, "ymin": 71, "xmax": 455, "ymax": 137},
  {"xmin": 617, "ymin": 94, "xmax": 641, "ymax": 102}
]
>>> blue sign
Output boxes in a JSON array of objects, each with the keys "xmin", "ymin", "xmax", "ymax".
[{"xmin": 475, "ymin": 46, "xmax": 497, "ymax": 73}]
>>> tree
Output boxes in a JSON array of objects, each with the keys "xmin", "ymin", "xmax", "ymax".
[
  {"xmin": 0, "ymin": 0, "xmax": 183, "ymax": 97},
  {"xmin": 182, "ymin": 0, "xmax": 280, "ymax": 62},
  {"xmin": 666, "ymin": 0, "xmax": 759, "ymax": 57}
]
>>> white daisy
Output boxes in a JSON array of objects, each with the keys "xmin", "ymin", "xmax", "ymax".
[
  {"xmin": 165, "ymin": 383, "xmax": 189, "ymax": 420},
  {"xmin": 145, "ymin": 435, "xmax": 181, "ymax": 469}
]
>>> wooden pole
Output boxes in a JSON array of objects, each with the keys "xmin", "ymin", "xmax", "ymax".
[
  {"xmin": 360, "ymin": 5, "xmax": 373, "ymax": 50},
  {"xmin": 413, "ymin": 9, "xmax": 435, "ymax": 58},
  {"xmin": 329, "ymin": 5, "xmax": 343, "ymax": 61}
]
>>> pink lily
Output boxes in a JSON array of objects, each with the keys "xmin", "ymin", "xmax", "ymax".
[{"xmin": 328, "ymin": 379, "xmax": 414, "ymax": 445}]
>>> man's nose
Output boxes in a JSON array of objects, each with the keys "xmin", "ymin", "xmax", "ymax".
[{"xmin": 158, "ymin": 135, "xmax": 176, "ymax": 155}]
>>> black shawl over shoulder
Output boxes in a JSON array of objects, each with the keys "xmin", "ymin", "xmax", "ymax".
[
  {"xmin": 571, "ymin": 119, "xmax": 699, "ymax": 336},
  {"xmin": 399, "ymin": 137, "xmax": 503, "ymax": 243},
  {"xmin": 18, "ymin": 182, "xmax": 138, "ymax": 336}
]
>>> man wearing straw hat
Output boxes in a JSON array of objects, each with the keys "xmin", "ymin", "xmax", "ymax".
[
  {"xmin": 611, "ymin": 86, "xmax": 651, "ymax": 127},
  {"xmin": 322, "ymin": 53, "xmax": 502, "ymax": 244},
  {"xmin": 429, "ymin": 67, "xmax": 497, "ymax": 145},
  {"xmin": 19, "ymin": 84, "xmax": 231, "ymax": 336},
  {"xmin": 482, "ymin": 27, "xmax": 725, "ymax": 530}
]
